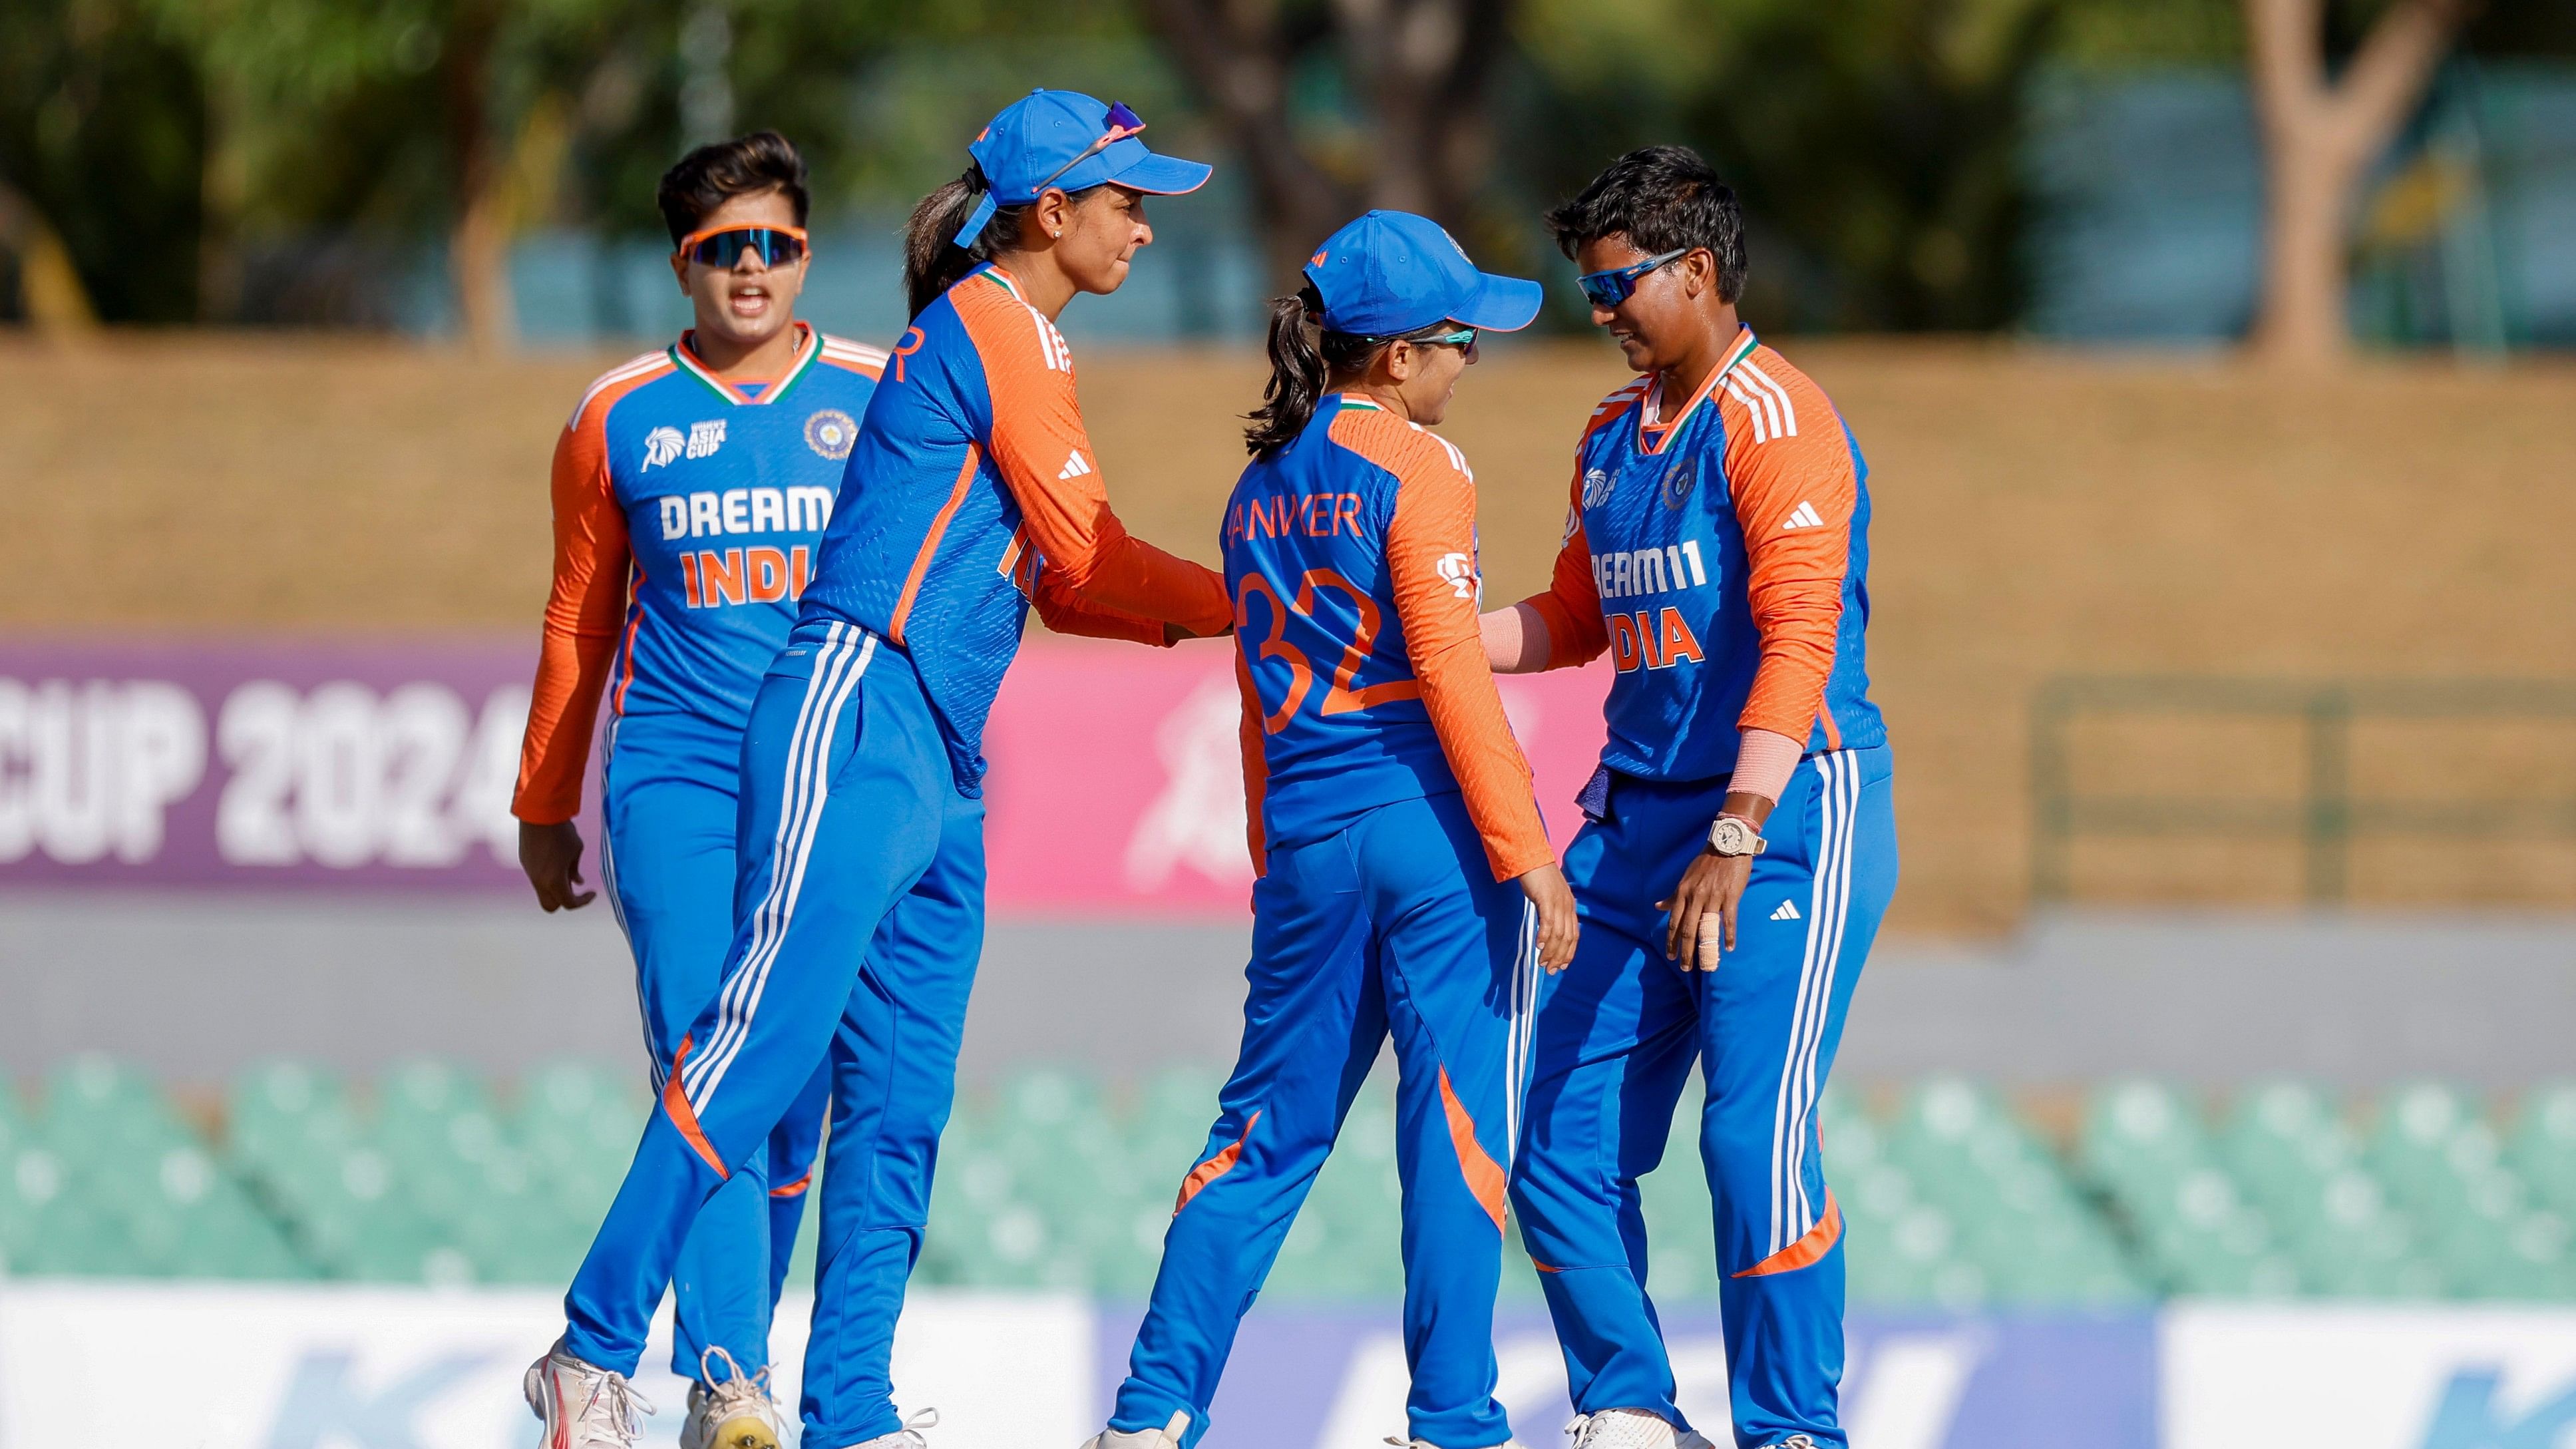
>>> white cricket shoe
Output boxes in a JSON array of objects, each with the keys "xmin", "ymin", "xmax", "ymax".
[
  {"xmin": 679, "ymin": 1348, "xmax": 789, "ymax": 1449},
  {"xmin": 847, "ymin": 1408, "xmax": 942, "ymax": 1449},
  {"xmin": 1564, "ymin": 1410, "xmax": 1714, "ymax": 1449},
  {"xmin": 524, "ymin": 1339, "xmax": 655, "ymax": 1449},
  {"xmin": 1078, "ymin": 1409, "xmax": 1191, "ymax": 1449}
]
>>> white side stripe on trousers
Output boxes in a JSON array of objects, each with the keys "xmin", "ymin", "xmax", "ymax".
[
  {"xmin": 681, "ymin": 624, "xmax": 878, "ymax": 1107},
  {"xmin": 1767, "ymin": 751, "xmax": 1861, "ymax": 1256},
  {"xmin": 1505, "ymin": 898, "xmax": 1541, "ymax": 1171}
]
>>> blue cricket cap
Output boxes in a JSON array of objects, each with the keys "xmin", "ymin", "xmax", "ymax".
[
  {"xmin": 1302, "ymin": 210, "xmax": 1543, "ymax": 337},
  {"xmin": 955, "ymin": 90, "xmax": 1212, "ymax": 247}
]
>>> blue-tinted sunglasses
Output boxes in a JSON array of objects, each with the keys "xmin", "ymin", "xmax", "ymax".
[
  {"xmin": 1575, "ymin": 246, "xmax": 1689, "ymax": 308},
  {"xmin": 678, "ymin": 224, "xmax": 811, "ymax": 268}
]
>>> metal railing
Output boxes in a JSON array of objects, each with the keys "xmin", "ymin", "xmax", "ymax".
[{"xmin": 2030, "ymin": 677, "xmax": 2576, "ymax": 904}]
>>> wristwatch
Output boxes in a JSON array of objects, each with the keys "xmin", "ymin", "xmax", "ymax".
[{"xmin": 1707, "ymin": 814, "xmax": 1766, "ymax": 858}]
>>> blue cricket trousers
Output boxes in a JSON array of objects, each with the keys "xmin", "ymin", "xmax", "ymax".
[
  {"xmin": 1511, "ymin": 747, "xmax": 1897, "ymax": 1449},
  {"xmin": 568, "ymin": 621, "xmax": 984, "ymax": 1448},
  {"xmin": 598, "ymin": 713, "xmax": 830, "ymax": 1381},
  {"xmin": 1109, "ymin": 791, "xmax": 1540, "ymax": 1449}
]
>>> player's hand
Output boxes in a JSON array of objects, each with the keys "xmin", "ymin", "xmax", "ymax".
[
  {"xmin": 1518, "ymin": 861, "xmax": 1580, "ymax": 972},
  {"xmin": 1660, "ymin": 849, "xmax": 1750, "ymax": 972},
  {"xmin": 518, "ymin": 819, "xmax": 597, "ymax": 913}
]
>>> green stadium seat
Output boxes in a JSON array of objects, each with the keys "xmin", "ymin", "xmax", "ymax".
[
  {"xmin": 41, "ymin": 1055, "xmax": 197, "ymax": 1173},
  {"xmin": 2078, "ymin": 1078, "xmax": 2217, "ymax": 1207},
  {"xmin": 2507, "ymin": 1083, "xmax": 2576, "ymax": 1216},
  {"xmin": 226, "ymin": 1059, "xmax": 361, "ymax": 1189}
]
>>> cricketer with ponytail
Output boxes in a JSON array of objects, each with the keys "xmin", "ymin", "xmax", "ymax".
[
  {"xmin": 524, "ymin": 91, "xmax": 1233, "ymax": 1449},
  {"xmin": 1489, "ymin": 148, "xmax": 1898, "ymax": 1449},
  {"xmin": 1081, "ymin": 210, "xmax": 1578, "ymax": 1449}
]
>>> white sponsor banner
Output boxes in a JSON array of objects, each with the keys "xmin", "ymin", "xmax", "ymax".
[
  {"xmin": 0, "ymin": 1281, "xmax": 1091, "ymax": 1449},
  {"xmin": 2163, "ymin": 1301, "xmax": 2576, "ymax": 1449}
]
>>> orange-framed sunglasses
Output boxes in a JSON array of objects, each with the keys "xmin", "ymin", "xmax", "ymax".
[{"xmin": 676, "ymin": 223, "xmax": 811, "ymax": 268}]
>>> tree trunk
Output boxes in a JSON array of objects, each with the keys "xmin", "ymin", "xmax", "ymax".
[
  {"xmin": 444, "ymin": 0, "xmax": 514, "ymax": 355},
  {"xmin": 0, "ymin": 180, "xmax": 100, "ymax": 336},
  {"xmin": 1146, "ymin": 0, "xmax": 1356, "ymax": 297},
  {"xmin": 2243, "ymin": 0, "xmax": 2475, "ymax": 367},
  {"xmin": 1335, "ymin": 0, "xmax": 1507, "ymax": 227},
  {"xmin": 1146, "ymin": 0, "xmax": 1512, "ymax": 299}
]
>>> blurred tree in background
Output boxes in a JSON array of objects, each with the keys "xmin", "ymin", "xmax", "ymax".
[
  {"xmin": 0, "ymin": 0, "xmax": 2566, "ymax": 341},
  {"xmin": 0, "ymin": 0, "xmax": 205, "ymax": 327}
]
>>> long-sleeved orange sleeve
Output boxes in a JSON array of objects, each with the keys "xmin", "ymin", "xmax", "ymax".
[
  {"xmin": 1233, "ymin": 649, "xmax": 1270, "ymax": 878},
  {"xmin": 954, "ymin": 278, "xmax": 1232, "ymax": 637},
  {"xmin": 1722, "ymin": 356, "xmax": 1857, "ymax": 743},
  {"xmin": 1518, "ymin": 464, "xmax": 1610, "ymax": 671},
  {"xmin": 1031, "ymin": 570, "xmax": 1171, "ymax": 646},
  {"xmin": 1382, "ymin": 437, "xmax": 1554, "ymax": 883},
  {"xmin": 512, "ymin": 392, "xmax": 634, "ymax": 823}
]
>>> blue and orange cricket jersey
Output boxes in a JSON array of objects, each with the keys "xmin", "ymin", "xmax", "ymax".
[
  {"xmin": 1519, "ymin": 329, "xmax": 1884, "ymax": 782},
  {"xmin": 800, "ymin": 262, "xmax": 1233, "ymax": 791},
  {"xmin": 1224, "ymin": 393, "xmax": 1552, "ymax": 882},
  {"xmin": 514, "ymin": 323, "xmax": 885, "ymax": 823}
]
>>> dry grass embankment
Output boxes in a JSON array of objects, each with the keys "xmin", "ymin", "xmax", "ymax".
[{"xmin": 5, "ymin": 334, "xmax": 2572, "ymax": 932}]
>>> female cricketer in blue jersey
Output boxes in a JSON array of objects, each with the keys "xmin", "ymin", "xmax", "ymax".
[
  {"xmin": 1085, "ymin": 210, "xmax": 1578, "ymax": 1449},
  {"xmin": 524, "ymin": 92, "xmax": 1235, "ymax": 1449},
  {"xmin": 1484, "ymin": 148, "xmax": 1899, "ymax": 1449},
  {"xmin": 514, "ymin": 132, "xmax": 878, "ymax": 1449}
]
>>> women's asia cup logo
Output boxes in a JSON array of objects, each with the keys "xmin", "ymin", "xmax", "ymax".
[{"xmin": 804, "ymin": 409, "xmax": 857, "ymax": 461}]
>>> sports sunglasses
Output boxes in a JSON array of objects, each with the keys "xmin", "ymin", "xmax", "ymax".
[
  {"xmin": 1033, "ymin": 101, "xmax": 1147, "ymax": 192},
  {"xmin": 677, "ymin": 224, "xmax": 811, "ymax": 268},
  {"xmin": 1575, "ymin": 246, "xmax": 1690, "ymax": 308}
]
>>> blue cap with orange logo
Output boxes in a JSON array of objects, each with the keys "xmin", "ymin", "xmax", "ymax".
[
  {"xmin": 1302, "ymin": 210, "xmax": 1543, "ymax": 337},
  {"xmin": 956, "ymin": 90, "xmax": 1213, "ymax": 247}
]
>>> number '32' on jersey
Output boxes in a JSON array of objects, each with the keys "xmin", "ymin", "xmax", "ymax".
[
  {"xmin": 1519, "ymin": 331, "xmax": 1885, "ymax": 783},
  {"xmin": 1223, "ymin": 395, "xmax": 1551, "ymax": 883}
]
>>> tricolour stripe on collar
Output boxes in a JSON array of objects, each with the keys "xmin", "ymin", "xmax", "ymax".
[
  {"xmin": 1638, "ymin": 327, "xmax": 1760, "ymax": 456},
  {"xmin": 671, "ymin": 323, "xmax": 821, "ymax": 406}
]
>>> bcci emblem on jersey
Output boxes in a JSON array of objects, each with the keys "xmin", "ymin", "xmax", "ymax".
[
  {"xmin": 1660, "ymin": 457, "xmax": 1697, "ymax": 510},
  {"xmin": 805, "ymin": 409, "xmax": 858, "ymax": 461},
  {"xmin": 1581, "ymin": 467, "xmax": 1614, "ymax": 508}
]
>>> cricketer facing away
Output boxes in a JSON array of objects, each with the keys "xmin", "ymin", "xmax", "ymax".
[{"xmin": 1089, "ymin": 209, "xmax": 1579, "ymax": 1449}]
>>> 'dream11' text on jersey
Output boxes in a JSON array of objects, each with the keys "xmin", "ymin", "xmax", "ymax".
[
  {"xmin": 511, "ymin": 324, "xmax": 887, "ymax": 823},
  {"xmin": 1519, "ymin": 330, "xmax": 1885, "ymax": 783}
]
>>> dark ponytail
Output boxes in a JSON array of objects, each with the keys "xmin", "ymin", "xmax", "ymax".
[
  {"xmin": 901, "ymin": 164, "xmax": 1112, "ymax": 319},
  {"xmin": 904, "ymin": 165, "xmax": 1021, "ymax": 319},
  {"xmin": 1244, "ymin": 284, "xmax": 1451, "ymax": 457}
]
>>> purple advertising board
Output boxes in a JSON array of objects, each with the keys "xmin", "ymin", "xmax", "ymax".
[{"xmin": 0, "ymin": 639, "xmax": 546, "ymax": 891}]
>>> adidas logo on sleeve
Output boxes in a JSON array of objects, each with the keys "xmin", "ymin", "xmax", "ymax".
[
  {"xmin": 1059, "ymin": 451, "xmax": 1093, "ymax": 481},
  {"xmin": 1780, "ymin": 501, "xmax": 1825, "ymax": 531}
]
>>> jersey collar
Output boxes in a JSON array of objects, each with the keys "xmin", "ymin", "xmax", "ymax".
[
  {"xmin": 1637, "ymin": 326, "xmax": 1759, "ymax": 457},
  {"xmin": 671, "ymin": 321, "xmax": 820, "ymax": 407}
]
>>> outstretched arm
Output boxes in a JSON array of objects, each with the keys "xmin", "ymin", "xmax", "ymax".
[
  {"xmin": 963, "ymin": 299, "xmax": 1232, "ymax": 638},
  {"xmin": 1386, "ymin": 450, "xmax": 1576, "ymax": 969},
  {"xmin": 1487, "ymin": 465, "xmax": 1606, "ymax": 674}
]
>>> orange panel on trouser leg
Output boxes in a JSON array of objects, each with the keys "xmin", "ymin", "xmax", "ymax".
[
  {"xmin": 1437, "ymin": 1068, "xmax": 1509, "ymax": 1233},
  {"xmin": 659, "ymin": 1036, "xmax": 731, "ymax": 1179},
  {"xmin": 1173, "ymin": 1110, "xmax": 1261, "ymax": 1215},
  {"xmin": 1732, "ymin": 1190, "xmax": 1841, "ymax": 1278}
]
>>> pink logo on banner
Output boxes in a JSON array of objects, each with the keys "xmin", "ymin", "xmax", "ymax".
[
  {"xmin": 982, "ymin": 640, "xmax": 1610, "ymax": 919},
  {"xmin": 0, "ymin": 639, "xmax": 1609, "ymax": 917}
]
